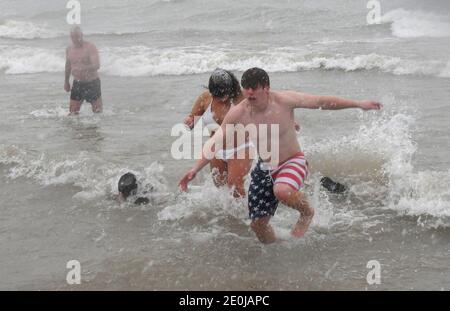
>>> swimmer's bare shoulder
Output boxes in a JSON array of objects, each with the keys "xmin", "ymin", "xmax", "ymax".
[
  {"xmin": 198, "ymin": 90, "xmax": 212, "ymax": 109},
  {"xmin": 222, "ymin": 99, "xmax": 247, "ymax": 125}
]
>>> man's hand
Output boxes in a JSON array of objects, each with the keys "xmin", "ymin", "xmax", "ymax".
[
  {"xmin": 359, "ymin": 101, "xmax": 382, "ymax": 110},
  {"xmin": 64, "ymin": 81, "xmax": 71, "ymax": 92},
  {"xmin": 179, "ymin": 169, "xmax": 197, "ymax": 191}
]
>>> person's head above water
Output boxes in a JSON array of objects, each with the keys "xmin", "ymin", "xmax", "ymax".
[
  {"xmin": 241, "ymin": 67, "xmax": 270, "ymax": 90},
  {"xmin": 117, "ymin": 172, "xmax": 151, "ymax": 205},
  {"xmin": 208, "ymin": 68, "xmax": 241, "ymax": 100},
  {"xmin": 241, "ymin": 67, "xmax": 270, "ymax": 104},
  {"xmin": 70, "ymin": 25, "xmax": 83, "ymax": 46},
  {"xmin": 118, "ymin": 172, "xmax": 138, "ymax": 199}
]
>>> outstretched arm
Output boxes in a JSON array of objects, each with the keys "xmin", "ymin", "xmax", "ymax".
[{"xmin": 281, "ymin": 91, "xmax": 382, "ymax": 110}]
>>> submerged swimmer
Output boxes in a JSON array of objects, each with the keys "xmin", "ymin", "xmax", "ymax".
[{"xmin": 117, "ymin": 172, "xmax": 150, "ymax": 205}]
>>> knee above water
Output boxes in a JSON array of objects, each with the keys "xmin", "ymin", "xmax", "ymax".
[{"xmin": 273, "ymin": 184, "xmax": 294, "ymax": 202}]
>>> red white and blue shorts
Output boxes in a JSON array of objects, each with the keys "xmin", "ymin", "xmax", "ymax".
[{"xmin": 248, "ymin": 152, "xmax": 308, "ymax": 220}]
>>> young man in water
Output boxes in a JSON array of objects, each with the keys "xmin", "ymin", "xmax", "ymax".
[
  {"xmin": 179, "ymin": 67, "xmax": 382, "ymax": 244},
  {"xmin": 64, "ymin": 26, "xmax": 103, "ymax": 115}
]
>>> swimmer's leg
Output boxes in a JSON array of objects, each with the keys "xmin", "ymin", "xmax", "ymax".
[
  {"xmin": 250, "ymin": 216, "xmax": 277, "ymax": 244},
  {"xmin": 91, "ymin": 97, "xmax": 103, "ymax": 113},
  {"xmin": 69, "ymin": 99, "xmax": 82, "ymax": 115},
  {"xmin": 273, "ymin": 183, "xmax": 314, "ymax": 238}
]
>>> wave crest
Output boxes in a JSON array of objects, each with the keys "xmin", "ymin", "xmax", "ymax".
[
  {"xmin": 0, "ymin": 20, "xmax": 62, "ymax": 39},
  {"xmin": 381, "ymin": 9, "xmax": 450, "ymax": 38},
  {"xmin": 1, "ymin": 45, "xmax": 447, "ymax": 78}
]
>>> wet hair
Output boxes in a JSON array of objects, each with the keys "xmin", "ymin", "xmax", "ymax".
[
  {"xmin": 118, "ymin": 172, "xmax": 137, "ymax": 198},
  {"xmin": 208, "ymin": 68, "xmax": 241, "ymax": 100},
  {"xmin": 241, "ymin": 67, "xmax": 270, "ymax": 89}
]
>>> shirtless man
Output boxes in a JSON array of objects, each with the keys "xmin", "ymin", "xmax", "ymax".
[
  {"xmin": 179, "ymin": 67, "xmax": 382, "ymax": 244},
  {"xmin": 64, "ymin": 26, "xmax": 102, "ymax": 115}
]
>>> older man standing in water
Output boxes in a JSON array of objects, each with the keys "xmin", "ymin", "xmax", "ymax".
[
  {"xmin": 64, "ymin": 26, "xmax": 102, "ymax": 115},
  {"xmin": 179, "ymin": 67, "xmax": 382, "ymax": 244}
]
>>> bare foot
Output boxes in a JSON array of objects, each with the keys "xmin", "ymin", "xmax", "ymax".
[{"xmin": 291, "ymin": 214, "xmax": 314, "ymax": 238}]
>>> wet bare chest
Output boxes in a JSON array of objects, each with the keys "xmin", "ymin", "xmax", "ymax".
[
  {"xmin": 249, "ymin": 108, "xmax": 291, "ymax": 133},
  {"xmin": 68, "ymin": 48, "xmax": 90, "ymax": 65}
]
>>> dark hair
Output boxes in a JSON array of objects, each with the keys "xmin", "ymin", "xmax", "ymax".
[
  {"xmin": 208, "ymin": 68, "xmax": 241, "ymax": 100},
  {"xmin": 241, "ymin": 67, "xmax": 270, "ymax": 89},
  {"xmin": 118, "ymin": 172, "xmax": 137, "ymax": 198}
]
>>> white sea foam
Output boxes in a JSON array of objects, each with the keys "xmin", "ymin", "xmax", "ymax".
[
  {"xmin": 381, "ymin": 9, "xmax": 450, "ymax": 38},
  {"xmin": 27, "ymin": 105, "xmax": 117, "ymax": 119},
  {"xmin": 293, "ymin": 53, "xmax": 443, "ymax": 76},
  {"xmin": 304, "ymin": 101, "xmax": 450, "ymax": 228},
  {"xmin": 0, "ymin": 20, "xmax": 62, "ymax": 39},
  {"xmin": 1, "ymin": 45, "xmax": 447, "ymax": 79},
  {"xmin": 0, "ymin": 145, "xmax": 167, "ymax": 201},
  {"xmin": 157, "ymin": 179, "xmax": 247, "ymax": 222},
  {"xmin": 101, "ymin": 47, "xmax": 444, "ymax": 77},
  {"xmin": 0, "ymin": 46, "xmax": 64, "ymax": 74},
  {"xmin": 29, "ymin": 106, "xmax": 69, "ymax": 118}
]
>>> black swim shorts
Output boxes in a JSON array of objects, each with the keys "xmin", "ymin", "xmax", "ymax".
[
  {"xmin": 248, "ymin": 159, "xmax": 279, "ymax": 220},
  {"xmin": 70, "ymin": 78, "xmax": 102, "ymax": 103}
]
